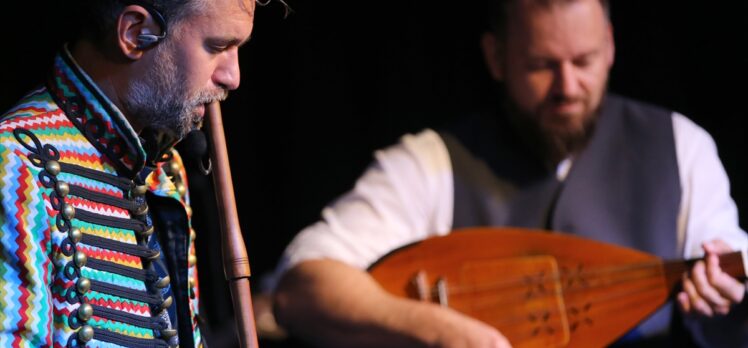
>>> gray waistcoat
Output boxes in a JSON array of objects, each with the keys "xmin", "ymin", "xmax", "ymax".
[{"xmin": 441, "ymin": 94, "xmax": 681, "ymax": 340}]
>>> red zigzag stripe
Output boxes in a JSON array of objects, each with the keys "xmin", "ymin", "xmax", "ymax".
[{"xmin": 12, "ymin": 165, "xmax": 33, "ymax": 347}]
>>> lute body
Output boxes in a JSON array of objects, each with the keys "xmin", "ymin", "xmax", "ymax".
[{"xmin": 369, "ymin": 227, "xmax": 747, "ymax": 347}]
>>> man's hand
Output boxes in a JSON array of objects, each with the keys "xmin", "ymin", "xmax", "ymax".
[
  {"xmin": 677, "ymin": 239, "xmax": 746, "ymax": 316},
  {"xmin": 274, "ymin": 259, "xmax": 511, "ymax": 348},
  {"xmin": 431, "ymin": 306, "xmax": 512, "ymax": 348}
]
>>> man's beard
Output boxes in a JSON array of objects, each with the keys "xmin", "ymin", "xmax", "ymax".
[
  {"xmin": 505, "ymin": 94, "xmax": 601, "ymax": 166},
  {"xmin": 123, "ymin": 44, "xmax": 228, "ymax": 140}
]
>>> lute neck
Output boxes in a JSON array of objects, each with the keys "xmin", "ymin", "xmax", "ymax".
[{"xmin": 662, "ymin": 251, "xmax": 747, "ymax": 295}]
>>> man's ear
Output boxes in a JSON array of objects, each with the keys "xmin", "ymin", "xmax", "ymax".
[
  {"xmin": 116, "ymin": 5, "xmax": 161, "ymax": 60},
  {"xmin": 481, "ymin": 32, "xmax": 505, "ymax": 82},
  {"xmin": 605, "ymin": 23, "xmax": 615, "ymax": 69}
]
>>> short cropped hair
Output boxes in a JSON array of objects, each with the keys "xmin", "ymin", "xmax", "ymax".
[
  {"xmin": 487, "ymin": 0, "xmax": 610, "ymax": 39},
  {"xmin": 69, "ymin": 0, "xmax": 207, "ymax": 44}
]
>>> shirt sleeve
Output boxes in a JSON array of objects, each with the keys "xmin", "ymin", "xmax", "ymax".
[
  {"xmin": 0, "ymin": 141, "xmax": 54, "ymax": 347},
  {"xmin": 274, "ymin": 129, "xmax": 454, "ymax": 276},
  {"xmin": 673, "ymin": 112, "xmax": 748, "ymax": 257},
  {"xmin": 672, "ymin": 112, "xmax": 748, "ymax": 347}
]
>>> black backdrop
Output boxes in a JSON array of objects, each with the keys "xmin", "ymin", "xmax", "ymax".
[{"xmin": 2, "ymin": 1, "xmax": 747, "ymax": 347}]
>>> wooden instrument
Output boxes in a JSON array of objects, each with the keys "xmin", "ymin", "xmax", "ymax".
[
  {"xmin": 369, "ymin": 227, "xmax": 747, "ymax": 348},
  {"xmin": 206, "ymin": 101, "xmax": 259, "ymax": 348}
]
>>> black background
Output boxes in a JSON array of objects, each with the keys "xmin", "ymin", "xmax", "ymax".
[{"xmin": 2, "ymin": 1, "xmax": 747, "ymax": 346}]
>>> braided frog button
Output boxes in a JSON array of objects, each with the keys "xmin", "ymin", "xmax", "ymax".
[
  {"xmin": 168, "ymin": 161, "xmax": 181, "ymax": 175},
  {"xmin": 176, "ymin": 182, "xmax": 187, "ymax": 196},
  {"xmin": 161, "ymin": 329, "xmax": 178, "ymax": 340},
  {"xmin": 132, "ymin": 184, "xmax": 148, "ymax": 197},
  {"xmin": 140, "ymin": 225, "xmax": 155, "ymax": 238},
  {"xmin": 132, "ymin": 203, "xmax": 149, "ymax": 216},
  {"xmin": 189, "ymin": 278, "xmax": 197, "ymax": 299},
  {"xmin": 56, "ymin": 181, "xmax": 70, "ymax": 197},
  {"xmin": 160, "ymin": 296, "xmax": 174, "ymax": 311},
  {"xmin": 45, "ymin": 160, "xmax": 61, "ymax": 176},
  {"xmin": 69, "ymin": 227, "xmax": 82, "ymax": 244},
  {"xmin": 77, "ymin": 303, "xmax": 93, "ymax": 321},
  {"xmin": 155, "ymin": 275, "xmax": 171, "ymax": 289},
  {"xmin": 61, "ymin": 203, "xmax": 76, "ymax": 220},
  {"xmin": 74, "ymin": 251, "xmax": 87, "ymax": 268},
  {"xmin": 147, "ymin": 250, "xmax": 162, "ymax": 261},
  {"xmin": 76, "ymin": 277, "xmax": 91, "ymax": 294},
  {"xmin": 77, "ymin": 325, "xmax": 94, "ymax": 343}
]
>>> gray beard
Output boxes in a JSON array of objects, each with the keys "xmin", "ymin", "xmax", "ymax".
[{"xmin": 123, "ymin": 44, "xmax": 198, "ymax": 140}]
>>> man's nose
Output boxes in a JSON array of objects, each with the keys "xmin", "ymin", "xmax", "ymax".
[
  {"xmin": 213, "ymin": 50, "xmax": 241, "ymax": 91},
  {"xmin": 551, "ymin": 61, "xmax": 580, "ymax": 99}
]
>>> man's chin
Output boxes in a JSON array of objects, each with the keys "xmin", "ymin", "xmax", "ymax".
[
  {"xmin": 541, "ymin": 118, "xmax": 584, "ymax": 136},
  {"xmin": 540, "ymin": 106, "xmax": 594, "ymax": 129},
  {"xmin": 195, "ymin": 103, "xmax": 206, "ymax": 117},
  {"xmin": 190, "ymin": 120, "xmax": 204, "ymax": 134},
  {"xmin": 188, "ymin": 105, "xmax": 207, "ymax": 130}
]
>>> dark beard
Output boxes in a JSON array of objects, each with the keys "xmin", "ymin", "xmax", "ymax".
[{"xmin": 504, "ymin": 97, "xmax": 600, "ymax": 167}]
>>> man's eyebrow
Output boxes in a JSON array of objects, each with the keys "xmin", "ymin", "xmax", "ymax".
[{"xmin": 209, "ymin": 35, "xmax": 252, "ymax": 48}]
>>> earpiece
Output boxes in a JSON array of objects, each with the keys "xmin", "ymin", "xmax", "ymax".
[
  {"xmin": 137, "ymin": 29, "xmax": 163, "ymax": 49},
  {"xmin": 129, "ymin": 1, "xmax": 168, "ymax": 50}
]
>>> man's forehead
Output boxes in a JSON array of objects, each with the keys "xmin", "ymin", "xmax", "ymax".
[
  {"xmin": 239, "ymin": 0, "xmax": 256, "ymax": 16},
  {"xmin": 505, "ymin": 0, "xmax": 608, "ymax": 57},
  {"xmin": 507, "ymin": 0, "xmax": 603, "ymax": 22},
  {"xmin": 507, "ymin": 0, "xmax": 606, "ymax": 36},
  {"xmin": 184, "ymin": 0, "xmax": 255, "ymax": 26},
  {"xmin": 187, "ymin": 0, "xmax": 255, "ymax": 17},
  {"xmin": 511, "ymin": 0, "xmax": 596, "ymax": 10}
]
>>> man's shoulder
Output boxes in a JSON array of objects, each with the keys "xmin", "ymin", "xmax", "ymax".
[
  {"xmin": 371, "ymin": 128, "xmax": 451, "ymax": 178},
  {"xmin": 1, "ymin": 86, "xmax": 62, "ymax": 133},
  {"xmin": 396, "ymin": 129, "xmax": 445, "ymax": 150},
  {"xmin": 605, "ymin": 93, "xmax": 674, "ymax": 117},
  {"xmin": 0, "ymin": 86, "xmax": 85, "ymax": 161}
]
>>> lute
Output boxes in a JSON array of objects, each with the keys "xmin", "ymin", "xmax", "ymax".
[{"xmin": 369, "ymin": 227, "xmax": 747, "ymax": 348}]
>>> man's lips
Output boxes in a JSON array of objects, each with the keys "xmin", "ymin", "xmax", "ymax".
[{"xmin": 552, "ymin": 101, "xmax": 584, "ymax": 115}]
